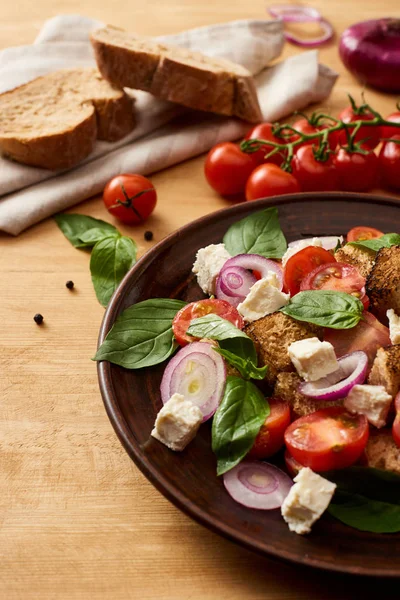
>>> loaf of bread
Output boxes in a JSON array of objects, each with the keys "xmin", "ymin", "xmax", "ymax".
[
  {"xmin": 91, "ymin": 25, "xmax": 262, "ymax": 123},
  {"xmin": 0, "ymin": 68, "xmax": 135, "ymax": 170}
]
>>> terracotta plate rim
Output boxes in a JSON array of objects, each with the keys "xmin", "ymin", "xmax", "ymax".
[{"xmin": 97, "ymin": 192, "xmax": 400, "ymax": 578}]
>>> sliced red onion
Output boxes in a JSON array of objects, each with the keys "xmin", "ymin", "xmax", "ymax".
[
  {"xmin": 299, "ymin": 350, "xmax": 368, "ymax": 401},
  {"xmin": 285, "ymin": 19, "xmax": 334, "ymax": 47},
  {"xmin": 223, "ymin": 461, "xmax": 293, "ymax": 510},
  {"xmin": 215, "ymin": 275, "xmax": 241, "ymax": 308},
  {"xmin": 219, "ymin": 266, "xmax": 257, "ymax": 298},
  {"xmin": 289, "ymin": 236, "xmax": 343, "ymax": 251},
  {"xmin": 222, "ymin": 255, "xmax": 283, "ymax": 289},
  {"xmin": 267, "ymin": 4, "xmax": 334, "ymax": 47},
  {"xmin": 161, "ymin": 342, "xmax": 226, "ymax": 422}
]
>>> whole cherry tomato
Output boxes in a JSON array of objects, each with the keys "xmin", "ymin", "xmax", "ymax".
[
  {"xmin": 381, "ymin": 112, "xmax": 400, "ymax": 139},
  {"xmin": 378, "ymin": 135, "xmax": 400, "ymax": 190},
  {"xmin": 333, "ymin": 148, "xmax": 379, "ymax": 192},
  {"xmin": 103, "ymin": 174, "xmax": 157, "ymax": 225},
  {"xmin": 245, "ymin": 164, "xmax": 300, "ymax": 201},
  {"xmin": 204, "ymin": 142, "xmax": 257, "ymax": 196},
  {"xmin": 337, "ymin": 106, "xmax": 381, "ymax": 150},
  {"xmin": 290, "ymin": 117, "xmax": 339, "ymax": 153},
  {"xmin": 244, "ymin": 123, "xmax": 285, "ymax": 166},
  {"xmin": 291, "ymin": 145, "xmax": 339, "ymax": 192}
]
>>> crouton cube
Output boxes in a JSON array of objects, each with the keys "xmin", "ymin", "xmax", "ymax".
[
  {"xmin": 368, "ymin": 345, "xmax": 400, "ymax": 397},
  {"xmin": 366, "ymin": 246, "xmax": 400, "ymax": 322}
]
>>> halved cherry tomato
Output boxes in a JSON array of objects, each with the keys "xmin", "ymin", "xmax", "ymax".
[
  {"xmin": 244, "ymin": 123, "xmax": 284, "ymax": 166},
  {"xmin": 284, "ymin": 450, "xmax": 304, "ymax": 478},
  {"xmin": 338, "ymin": 106, "xmax": 381, "ymax": 150},
  {"xmin": 381, "ymin": 112, "xmax": 400, "ymax": 139},
  {"xmin": 247, "ymin": 398, "xmax": 291, "ymax": 459},
  {"xmin": 378, "ymin": 135, "xmax": 400, "ymax": 191},
  {"xmin": 172, "ymin": 299, "xmax": 244, "ymax": 346},
  {"xmin": 333, "ymin": 148, "xmax": 379, "ymax": 192},
  {"xmin": 284, "ymin": 407, "xmax": 369, "ymax": 472},
  {"xmin": 290, "ymin": 118, "xmax": 339, "ymax": 153},
  {"xmin": 324, "ymin": 311, "xmax": 390, "ymax": 366},
  {"xmin": 283, "ymin": 246, "xmax": 335, "ymax": 296},
  {"xmin": 393, "ymin": 392, "xmax": 400, "ymax": 449},
  {"xmin": 245, "ymin": 164, "xmax": 300, "ymax": 201},
  {"xmin": 346, "ymin": 226, "xmax": 384, "ymax": 242},
  {"xmin": 204, "ymin": 142, "xmax": 257, "ymax": 196},
  {"xmin": 300, "ymin": 262, "xmax": 365, "ymax": 297},
  {"xmin": 103, "ymin": 174, "xmax": 157, "ymax": 225},
  {"xmin": 291, "ymin": 145, "xmax": 339, "ymax": 192}
]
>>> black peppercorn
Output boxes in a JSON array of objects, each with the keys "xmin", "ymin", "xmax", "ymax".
[
  {"xmin": 34, "ymin": 314, "xmax": 44, "ymax": 325},
  {"xmin": 66, "ymin": 280, "xmax": 74, "ymax": 290},
  {"xmin": 144, "ymin": 230, "xmax": 153, "ymax": 241}
]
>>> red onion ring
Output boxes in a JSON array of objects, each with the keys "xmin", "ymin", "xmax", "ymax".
[
  {"xmin": 267, "ymin": 4, "xmax": 334, "ymax": 47},
  {"xmin": 299, "ymin": 350, "xmax": 368, "ymax": 401},
  {"xmin": 288, "ymin": 236, "xmax": 343, "ymax": 251},
  {"xmin": 223, "ymin": 461, "xmax": 293, "ymax": 509},
  {"xmin": 160, "ymin": 342, "xmax": 226, "ymax": 422},
  {"xmin": 215, "ymin": 276, "xmax": 241, "ymax": 308},
  {"xmin": 219, "ymin": 266, "xmax": 257, "ymax": 298},
  {"xmin": 222, "ymin": 254, "xmax": 283, "ymax": 290}
]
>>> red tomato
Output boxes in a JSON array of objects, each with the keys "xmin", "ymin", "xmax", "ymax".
[
  {"xmin": 204, "ymin": 143, "xmax": 256, "ymax": 196},
  {"xmin": 290, "ymin": 118, "xmax": 339, "ymax": 153},
  {"xmin": 291, "ymin": 145, "xmax": 339, "ymax": 192},
  {"xmin": 300, "ymin": 262, "xmax": 365, "ymax": 300},
  {"xmin": 381, "ymin": 112, "xmax": 400, "ymax": 139},
  {"xmin": 284, "ymin": 450, "xmax": 304, "ymax": 478},
  {"xmin": 347, "ymin": 226, "xmax": 384, "ymax": 242},
  {"xmin": 378, "ymin": 135, "xmax": 400, "ymax": 191},
  {"xmin": 333, "ymin": 148, "xmax": 379, "ymax": 192},
  {"xmin": 244, "ymin": 123, "xmax": 284, "ymax": 166},
  {"xmin": 284, "ymin": 407, "xmax": 369, "ymax": 472},
  {"xmin": 103, "ymin": 174, "xmax": 157, "ymax": 225},
  {"xmin": 338, "ymin": 106, "xmax": 381, "ymax": 150},
  {"xmin": 172, "ymin": 299, "xmax": 244, "ymax": 346},
  {"xmin": 247, "ymin": 398, "xmax": 291, "ymax": 459},
  {"xmin": 324, "ymin": 311, "xmax": 390, "ymax": 366},
  {"xmin": 245, "ymin": 164, "xmax": 300, "ymax": 201},
  {"xmin": 283, "ymin": 246, "xmax": 336, "ymax": 296}
]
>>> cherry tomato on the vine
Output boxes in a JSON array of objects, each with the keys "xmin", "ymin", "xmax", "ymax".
[
  {"xmin": 381, "ymin": 112, "xmax": 400, "ymax": 140},
  {"xmin": 244, "ymin": 123, "xmax": 284, "ymax": 166},
  {"xmin": 346, "ymin": 226, "xmax": 384, "ymax": 242},
  {"xmin": 103, "ymin": 174, "xmax": 157, "ymax": 225},
  {"xmin": 337, "ymin": 106, "xmax": 381, "ymax": 150},
  {"xmin": 291, "ymin": 145, "xmax": 339, "ymax": 192},
  {"xmin": 290, "ymin": 118, "xmax": 339, "ymax": 153},
  {"xmin": 204, "ymin": 142, "xmax": 257, "ymax": 196},
  {"xmin": 245, "ymin": 164, "xmax": 300, "ymax": 201},
  {"xmin": 333, "ymin": 148, "xmax": 379, "ymax": 192},
  {"xmin": 378, "ymin": 135, "xmax": 400, "ymax": 191}
]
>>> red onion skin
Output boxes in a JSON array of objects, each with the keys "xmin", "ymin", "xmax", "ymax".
[{"xmin": 339, "ymin": 19, "xmax": 400, "ymax": 93}]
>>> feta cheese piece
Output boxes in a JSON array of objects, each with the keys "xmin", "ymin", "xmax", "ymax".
[
  {"xmin": 237, "ymin": 271, "xmax": 289, "ymax": 322},
  {"xmin": 151, "ymin": 393, "xmax": 203, "ymax": 451},
  {"xmin": 344, "ymin": 384, "xmax": 393, "ymax": 428},
  {"xmin": 281, "ymin": 467, "xmax": 336, "ymax": 535},
  {"xmin": 282, "ymin": 238, "xmax": 323, "ymax": 267},
  {"xmin": 192, "ymin": 243, "xmax": 231, "ymax": 295},
  {"xmin": 288, "ymin": 337, "xmax": 339, "ymax": 382},
  {"xmin": 387, "ymin": 309, "xmax": 400, "ymax": 345}
]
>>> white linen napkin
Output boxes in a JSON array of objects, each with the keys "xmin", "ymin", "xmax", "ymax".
[{"xmin": 0, "ymin": 15, "xmax": 338, "ymax": 235}]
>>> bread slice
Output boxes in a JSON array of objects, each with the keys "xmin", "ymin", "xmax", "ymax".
[
  {"xmin": 365, "ymin": 428, "xmax": 400, "ymax": 475},
  {"xmin": 91, "ymin": 25, "xmax": 262, "ymax": 123},
  {"xmin": 0, "ymin": 68, "xmax": 135, "ymax": 170}
]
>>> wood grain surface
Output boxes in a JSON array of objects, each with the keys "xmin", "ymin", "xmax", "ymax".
[{"xmin": 1, "ymin": 1, "xmax": 399, "ymax": 598}]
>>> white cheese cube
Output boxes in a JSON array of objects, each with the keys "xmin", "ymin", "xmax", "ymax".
[
  {"xmin": 282, "ymin": 238, "xmax": 323, "ymax": 267},
  {"xmin": 192, "ymin": 244, "xmax": 231, "ymax": 295},
  {"xmin": 288, "ymin": 337, "xmax": 339, "ymax": 382},
  {"xmin": 237, "ymin": 272, "xmax": 289, "ymax": 323},
  {"xmin": 281, "ymin": 467, "xmax": 336, "ymax": 535},
  {"xmin": 387, "ymin": 309, "xmax": 400, "ymax": 345},
  {"xmin": 344, "ymin": 384, "xmax": 393, "ymax": 428},
  {"xmin": 151, "ymin": 393, "xmax": 203, "ymax": 451}
]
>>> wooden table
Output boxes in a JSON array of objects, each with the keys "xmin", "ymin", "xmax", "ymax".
[{"xmin": 1, "ymin": 1, "xmax": 399, "ymax": 597}]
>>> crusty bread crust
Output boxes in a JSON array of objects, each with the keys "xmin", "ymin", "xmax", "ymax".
[
  {"xmin": 91, "ymin": 25, "xmax": 262, "ymax": 123},
  {"xmin": 0, "ymin": 68, "xmax": 135, "ymax": 170},
  {"xmin": 365, "ymin": 428, "xmax": 400, "ymax": 475}
]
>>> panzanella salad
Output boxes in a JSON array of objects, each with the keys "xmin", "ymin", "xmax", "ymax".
[{"xmin": 95, "ymin": 208, "xmax": 400, "ymax": 536}]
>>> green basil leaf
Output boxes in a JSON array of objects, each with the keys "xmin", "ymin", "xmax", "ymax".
[
  {"xmin": 213, "ymin": 347, "xmax": 268, "ymax": 380},
  {"xmin": 324, "ymin": 466, "xmax": 400, "ymax": 504},
  {"xmin": 187, "ymin": 314, "xmax": 251, "ymax": 342},
  {"xmin": 328, "ymin": 490, "xmax": 400, "ymax": 533},
  {"xmin": 219, "ymin": 337, "xmax": 257, "ymax": 365},
  {"xmin": 79, "ymin": 227, "xmax": 120, "ymax": 247},
  {"xmin": 90, "ymin": 236, "xmax": 137, "ymax": 307},
  {"xmin": 54, "ymin": 213, "xmax": 118, "ymax": 248},
  {"xmin": 223, "ymin": 207, "xmax": 287, "ymax": 259},
  {"xmin": 349, "ymin": 233, "xmax": 400, "ymax": 253},
  {"xmin": 93, "ymin": 298, "xmax": 186, "ymax": 368},
  {"xmin": 212, "ymin": 376, "xmax": 269, "ymax": 475},
  {"xmin": 280, "ymin": 290, "xmax": 363, "ymax": 329}
]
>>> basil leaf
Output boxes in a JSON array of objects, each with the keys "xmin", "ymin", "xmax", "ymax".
[
  {"xmin": 90, "ymin": 236, "xmax": 137, "ymax": 307},
  {"xmin": 54, "ymin": 213, "xmax": 118, "ymax": 248},
  {"xmin": 349, "ymin": 233, "xmax": 400, "ymax": 253},
  {"xmin": 79, "ymin": 227, "xmax": 120, "ymax": 247},
  {"xmin": 219, "ymin": 337, "xmax": 257, "ymax": 365},
  {"xmin": 223, "ymin": 207, "xmax": 287, "ymax": 259},
  {"xmin": 212, "ymin": 376, "xmax": 269, "ymax": 475},
  {"xmin": 94, "ymin": 298, "xmax": 186, "ymax": 368},
  {"xmin": 187, "ymin": 314, "xmax": 250, "ymax": 342},
  {"xmin": 324, "ymin": 466, "xmax": 400, "ymax": 504},
  {"xmin": 213, "ymin": 347, "xmax": 268, "ymax": 380},
  {"xmin": 280, "ymin": 290, "xmax": 363, "ymax": 329}
]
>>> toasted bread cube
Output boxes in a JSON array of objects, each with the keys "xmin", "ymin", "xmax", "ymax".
[
  {"xmin": 368, "ymin": 345, "xmax": 400, "ymax": 398},
  {"xmin": 366, "ymin": 246, "xmax": 400, "ymax": 322},
  {"xmin": 274, "ymin": 372, "xmax": 343, "ymax": 418},
  {"xmin": 365, "ymin": 429, "xmax": 400, "ymax": 475},
  {"xmin": 334, "ymin": 244, "xmax": 375, "ymax": 279}
]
